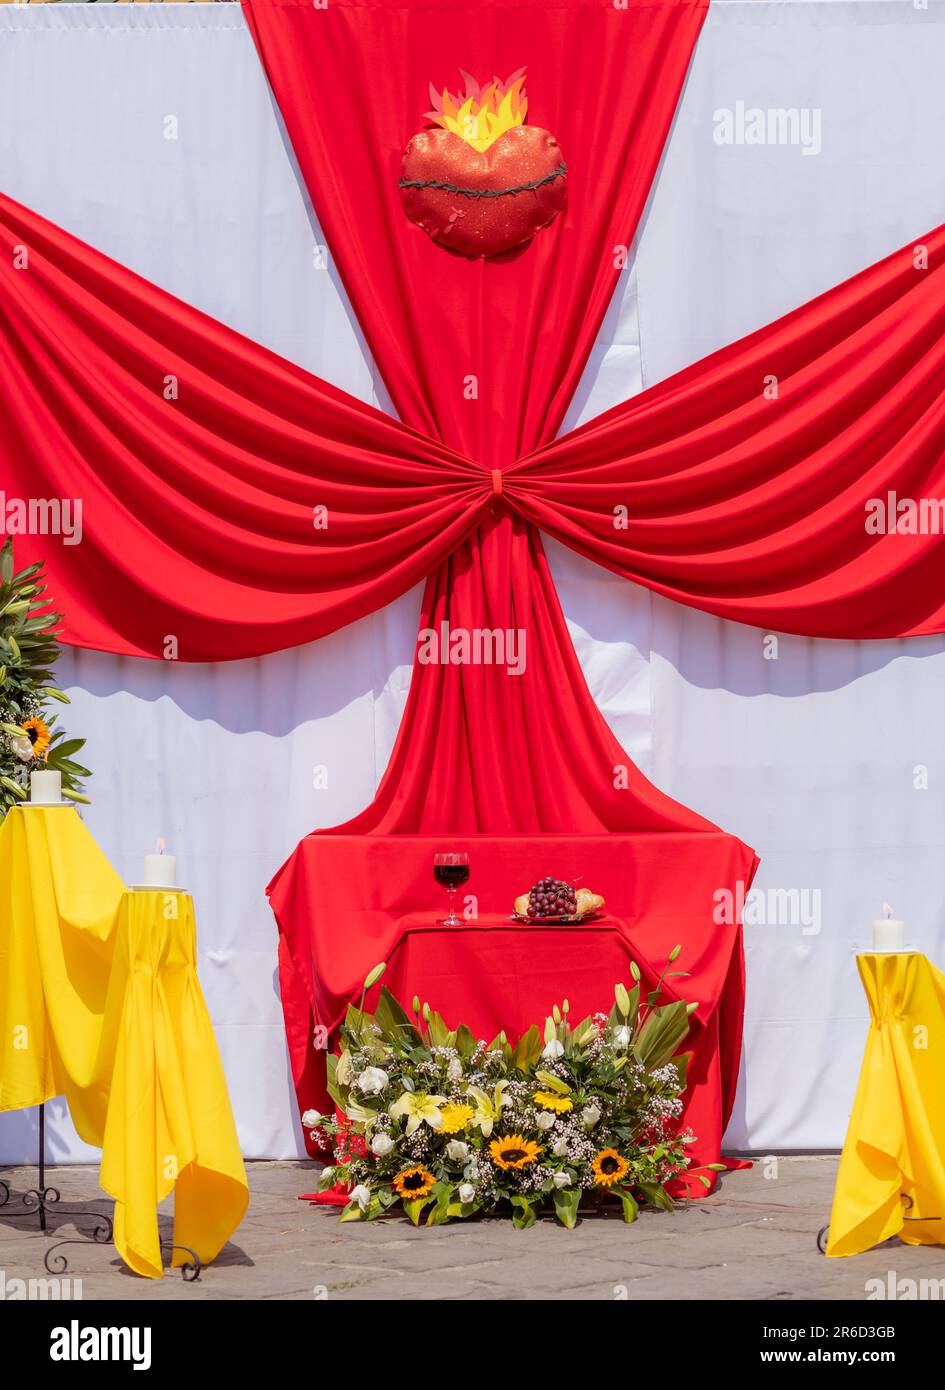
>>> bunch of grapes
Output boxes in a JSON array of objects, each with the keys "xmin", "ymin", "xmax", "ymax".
[{"xmin": 527, "ymin": 876, "xmax": 578, "ymax": 919}]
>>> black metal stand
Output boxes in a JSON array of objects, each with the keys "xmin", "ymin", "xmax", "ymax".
[
  {"xmin": 0, "ymin": 1103, "xmax": 113, "ymax": 1239},
  {"xmin": 1, "ymin": 1103, "xmax": 201, "ymax": 1280}
]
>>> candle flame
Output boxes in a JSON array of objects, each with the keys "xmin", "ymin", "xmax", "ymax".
[
  {"xmin": 156, "ymin": 838, "xmax": 166, "ymax": 855},
  {"xmin": 882, "ymin": 902, "xmax": 893, "ymax": 918}
]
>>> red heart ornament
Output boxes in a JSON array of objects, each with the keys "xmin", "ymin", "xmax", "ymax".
[{"xmin": 399, "ymin": 126, "xmax": 567, "ymax": 258}]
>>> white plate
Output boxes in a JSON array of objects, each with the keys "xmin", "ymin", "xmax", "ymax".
[{"xmin": 128, "ymin": 884, "xmax": 189, "ymax": 893}]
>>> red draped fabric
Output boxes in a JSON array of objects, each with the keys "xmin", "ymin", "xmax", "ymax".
[
  {"xmin": 269, "ymin": 835, "xmax": 758, "ymax": 1188},
  {"xmin": 242, "ymin": 0, "xmax": 713, "ymax": 830}
]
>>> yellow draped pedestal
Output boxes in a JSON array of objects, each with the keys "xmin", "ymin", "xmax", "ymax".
[
  {"xmin": 0, "ymin": 806, "xmax": 248, "ymax": 1278},
  {"xmin": 826, "ymin": 952, "xmax": 945, "ymax": 1257}
]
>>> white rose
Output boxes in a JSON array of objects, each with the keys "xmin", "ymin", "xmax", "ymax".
[
  {"xmin": 370, "ymin": 1132, "xmax": 394, "ymax": 1156},
  {"xmin": 552, "ymin": 1137, "xmax": 569, "ymax": 1158},
  {"xmin": 350, "ymin": 1184, "xmax": 371, "ymax": 1211},
  {"xmin": 301, "ymin": 1109, "xmax": 322, "ymax": 1128},
  {"xmin": 12, "ymin": 734, "xmax": 33, "ymax": 763},
  {"xmin": 613, "ymin": 1025, "xmax": 631, "ymax": 1048},
  {"xmin": 536, "ymin": 1111, "xmax": 556, "ymax": 1130},
  {"xmin": 463, "ymin": 1161, "xmax": 478, "ymax": 1180},
  {"xmin": 581, "ymin": 1103, "xmax": 601, "ymax": 1129},
  {"xmin": 458, "ymin": 1183, "xmax": 476, "ymax": 1204},
  {"xmin": 446, "ymin": 1140, "xmax": 469, "ymax": 1162},
  {"xmin": 356, "ymin": 1066, "xmax": 389, "ymax": 1095},
  {"xmin": 447, "ymin": 1057, "xmax": 464, "ymax": 1081},
  {"xmin": 553, "ymin": 1171, "xmax": 573, "ymax": 1189},
  {"xmin": 542, "ymin": 1039, "xmax": 565, "ymax": 1060}
]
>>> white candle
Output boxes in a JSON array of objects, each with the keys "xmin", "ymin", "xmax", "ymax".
[
  {"xmin": 872, "ymin": 904, "xmax": 905, "ymax": 952},
  {"xmin": 30, "ymin": 770, "xmax": 62, "ymax": 804},
  {"xmin": 143, "ymin": 841, "xmax": 176, "ymax": 888}
]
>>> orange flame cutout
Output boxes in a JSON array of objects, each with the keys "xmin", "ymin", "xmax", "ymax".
[{"xmin": 426, "ymin": 68, "xmax": 528, "ymax": 152}]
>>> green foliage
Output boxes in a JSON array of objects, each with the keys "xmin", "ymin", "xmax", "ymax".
[
  {"xmin": 0, "ymin": 539, "xmax": 91, "ymax": 815},
  {"xmin": 312, "ymin": 956, "xmax": 695, "ymax": 1230}
]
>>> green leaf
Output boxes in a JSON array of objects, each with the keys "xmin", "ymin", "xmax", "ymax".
[
  {"xmin": 616, "ymin": 1188, "xmax": 639, "ymax": 1223},
  {"xmin": 634, "ymin": 1000, "xmax": 691, "ymax": 1070},
  {"xmin": 637, "ymin": 1182, "xmax": 675, "ymax": 1213},
  {"xmin": 511, "ymin": 1024, "xmax": 542, "ymax": 1071},
  {"xmin": 552, "ymin": 1187, "xmax": 580, "ymax": 1229},
  {"xmin": 339, "ymin": 1201, "xmax": 363, "ymax": 1223},
  {"xmin": 373, "ymin": 986, "xmax": 421, "ymax": 1046},
  {"xmin": 510, "ymin": 1196, "xmax": 537, "ymax": 1230},
  {"xmin": 403, "ymin": 1195, "xmax": 435, "ymax": 1227}
]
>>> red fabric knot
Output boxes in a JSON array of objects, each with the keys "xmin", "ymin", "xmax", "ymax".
[{"xmin": 491, "ymin": 469, "xmax": 503, "ymax": 498}]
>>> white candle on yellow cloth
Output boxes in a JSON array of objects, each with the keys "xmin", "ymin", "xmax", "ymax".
[
  {"xmin": 143, "ymin": 839, "xmax": 176, "ymax": 888},
  {"xmin": 30, "ymin": 770, "xmax": 62, "ymax": 803},
  {"xmin": 872, "ymin": 903, "xmax": 905, "ymax": 953}
]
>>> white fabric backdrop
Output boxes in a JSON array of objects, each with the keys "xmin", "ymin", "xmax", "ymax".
[{"xmin": 1, "ymin": 1, "xmax": 943, "ymax": 1162}]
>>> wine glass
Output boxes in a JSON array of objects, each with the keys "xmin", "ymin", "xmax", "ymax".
[{"xmin": 433, "ymin": 851, "xmax": 469, "ymax": 926}]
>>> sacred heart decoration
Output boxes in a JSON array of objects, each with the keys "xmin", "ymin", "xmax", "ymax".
[{"xmin": 398, "ymin": 68, "xmax": 567, "ymax": 258}]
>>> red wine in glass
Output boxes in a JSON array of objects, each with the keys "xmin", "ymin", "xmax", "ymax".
[{"xmin": 433, "ymin": 851, "xmax": 469, "ymax": 926}]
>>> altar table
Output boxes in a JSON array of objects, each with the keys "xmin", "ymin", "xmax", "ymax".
[
  {"xmin": 269, "ymin": 831, "xmax": 758, "ymax": 1190},
  {"xmin": 0, "ymin": 807, "xmax": 248, "ymax": 1278},
  {"xmin": 825, "ymin": 952, "xmax": 945, "ymax": 1257}
]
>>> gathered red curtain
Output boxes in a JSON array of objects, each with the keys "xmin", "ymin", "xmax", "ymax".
[
  {"xmin": 0, "ymin": 192, "xmax": 489, "ymax": 662},
  {"xmin": 508, "ymin": 227, "xmax": 945, "ymax": 639}
]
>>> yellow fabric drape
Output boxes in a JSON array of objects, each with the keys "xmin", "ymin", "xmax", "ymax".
[
  {"xmin": 826, "ymin": 952, "xmax": 945, "ymax": 1257},
  {"xmin": 97, "ymin": 889, "xmax": 249, "ymax": 1278},
  {"xmin": 0, "ymin": 807, "xmax": 248, "ymax": 1278},
  {"xmin": 0, "ymin": 805, "xmax": 123, "ymax": 1136}
]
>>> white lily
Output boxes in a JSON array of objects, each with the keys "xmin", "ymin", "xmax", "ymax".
[
  {"xmin": 389, "ymin": 1090, "xmax": 447, "ymax": 1136},
  {"xmin": 467, "ymin": 1082, "xmax": 508, "ymax": 1138}
]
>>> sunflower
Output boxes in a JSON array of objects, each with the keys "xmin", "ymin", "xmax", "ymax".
[
  {"xmin": 533, "ymin": 1090, "xmax": 573, "ymax": 1114},
  {"xmin": 439, "ymin": 1103, "xmax": 474, "ymax": 1134},
  {"xmin": 21, "ymin": 718, "xmax": 51, "ymax": 759},
  {"xmin": 592, "ymin": 1148, "xmax": 629, "ymax": 1188},
  {"xmin": 391, "ymin": 1166, "xmax": 437, "ymax": 1199},
  {"xmin": 488, "ymin": 1135, "xmax": 542, "ymax": 1170}
]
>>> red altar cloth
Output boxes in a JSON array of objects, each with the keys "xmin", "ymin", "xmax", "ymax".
[{"xmin": 269, "ymin": 832, "xmax": 758, "ymax": 1191}]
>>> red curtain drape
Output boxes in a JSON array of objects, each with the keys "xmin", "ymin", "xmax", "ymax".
[
  {"xmin": 508, "ymin": 227, "xmax": 945, "ymax": 639},
  {"xmin": 241, "ymin": 0, "xmax": 714, "ymax": 832},
  {"xmin": 0, "ymin": 192, "xmax": 489, "ymax": 662}
]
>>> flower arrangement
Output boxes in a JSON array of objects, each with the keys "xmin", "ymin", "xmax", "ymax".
[
  {"xmin": 0, "ymin": 539, "xmax": 91, "ymax": 814},
  {"xmin": 309, "ymin": 951, "xmax": 712, "ymax": 1228}
]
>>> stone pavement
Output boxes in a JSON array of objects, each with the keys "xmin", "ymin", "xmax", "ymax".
[{"xmin": 2, "ymin": 1155, "xmax": 944, "ymax": 1300}]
